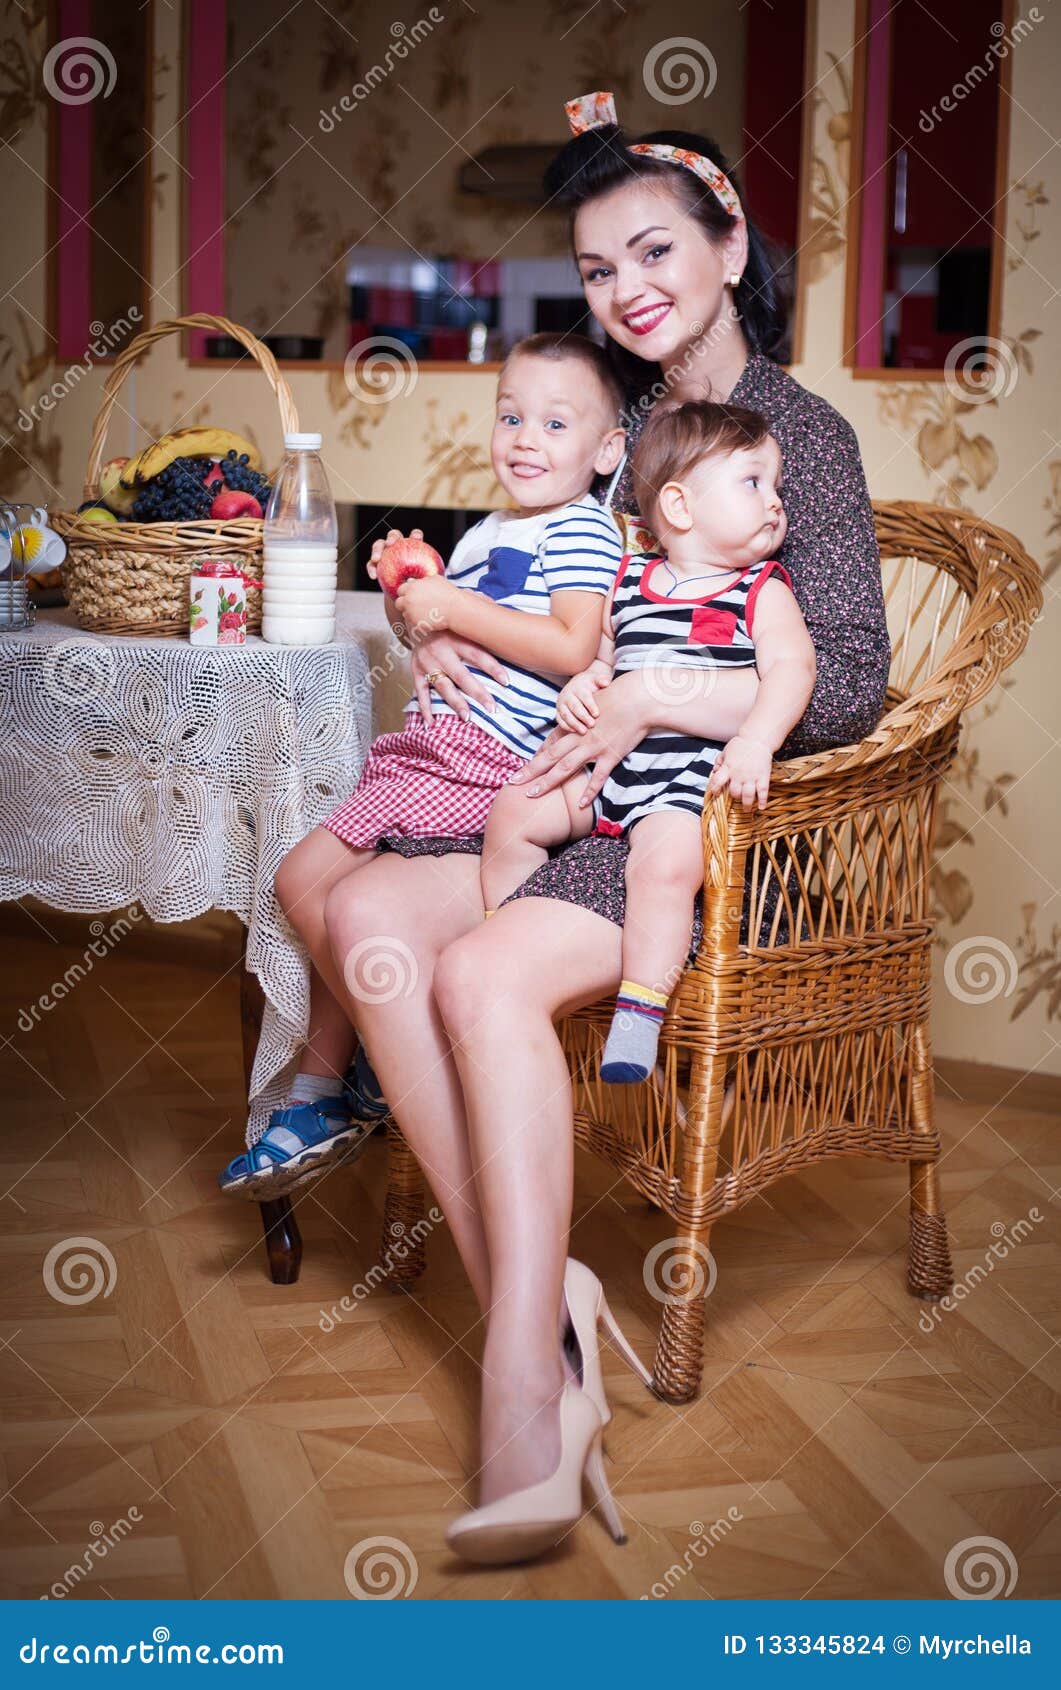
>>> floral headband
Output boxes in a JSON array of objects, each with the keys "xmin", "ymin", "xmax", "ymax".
[{"xmin": 564, "ymin": 90, "xmax": 743, "ymax": 223}]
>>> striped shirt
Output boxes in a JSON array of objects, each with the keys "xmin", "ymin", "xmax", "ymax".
[
  {"xmin": 594, "ymin": 550, "xmax": 792, "ymax": 833},
  {"xmin": 406, "ymin": 495, "xmax": 622, "ymax": 759}
]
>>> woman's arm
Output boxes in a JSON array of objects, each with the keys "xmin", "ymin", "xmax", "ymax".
[
  {"xmin": 774, "ymin": 404, "xmax": 890, "ymax": 753},
  {"xmin": 510, "ymin": 665, "xmax": 760, "ymax": 803}
]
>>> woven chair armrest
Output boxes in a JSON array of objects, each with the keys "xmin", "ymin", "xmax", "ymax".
[{"xmin": 699, "ymin": 722, "xmax": 959, "ymax": 892}]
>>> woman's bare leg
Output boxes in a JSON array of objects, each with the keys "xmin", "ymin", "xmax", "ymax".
[
  {"xmin": 323, "ymin": 851, "xmax": 493, "ymax": 1311},
  {"xmin": 275, "ymin": 826, "xmax": 375, "ymax": 1079},
  {"xmin": 433, "ymin": 896, "xmax": 623, "ymax": 1504}
]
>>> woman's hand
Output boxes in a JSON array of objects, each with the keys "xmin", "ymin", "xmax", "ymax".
[
  {"xmin": 409, "ymin": 631, "xmax": 508, "ymax": 724},
  {"xmin": 511, "ymin": 670, "xmax": 650, "ymax": 806}
]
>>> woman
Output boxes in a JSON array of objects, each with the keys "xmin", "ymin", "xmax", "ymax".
[{"xmin": 255, "ymin": 93, "xmax": 890, "ymax": 1561}]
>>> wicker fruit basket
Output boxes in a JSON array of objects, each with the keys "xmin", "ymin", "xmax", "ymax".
[{"xmin": 52, "ymin": 313, "xmax": 299, "ymax": 636}]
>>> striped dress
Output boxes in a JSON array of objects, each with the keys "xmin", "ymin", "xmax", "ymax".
[{"xmin": 593, "ymin": 550, "xmax": 793, "ymax": 835}]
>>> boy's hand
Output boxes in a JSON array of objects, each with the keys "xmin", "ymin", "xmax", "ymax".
[
  {"xmin": 395, "ymin": 574, "xmax": 459, "ymax": 641},
  {"xmin": 367, "ymin": 526, "xmax": 421, "ymax": 583},
  {"xmin": 708, "ymin": 733, "xmax": 774, "ymax": 812},
  {"xmin": 557, "ymin": 669, "xmax": 607, "ymax": 733}
]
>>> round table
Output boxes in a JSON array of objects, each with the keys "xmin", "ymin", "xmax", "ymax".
[{"xmin": 0, "ymin": 591, "xmax": 410, "ymax": 1278}]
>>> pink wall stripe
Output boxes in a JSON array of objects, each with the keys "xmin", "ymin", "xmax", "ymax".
[
  {"xmin": 855, "ymin": 0, "xmax": 892, "ymax": 368},
  {"xmin": 55, "ymin": 0, "xmax": 93, "ymax": 360},
  {"xmin": 185, "ymin": 0, "xmax": 227, "ymax": 358}
]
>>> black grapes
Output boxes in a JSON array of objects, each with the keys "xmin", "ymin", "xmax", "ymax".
[{"xmin": 131, "ymin": 453, "xmax": 273, "ymax": 522}]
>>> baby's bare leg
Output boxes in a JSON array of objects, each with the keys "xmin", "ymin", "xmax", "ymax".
[
  {"xmin": 600, "ymin": 811, "xmax": 704, "ymax": 1083},
  {"xmin": 481, "ymin": 777, "xmax": 592, "ymax": 910}
]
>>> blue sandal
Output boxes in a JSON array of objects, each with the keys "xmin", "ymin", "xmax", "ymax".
[
  {"xmin": 219, "ymin": 1095, "xmax": 372, "ymax": 1200},
  {"xmin": 219, "ymin": 1048, "xmax": 392, "ymax": 1200}
]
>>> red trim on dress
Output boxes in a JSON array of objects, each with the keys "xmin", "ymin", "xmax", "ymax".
[{"xmin": 744, "ymin": 559, "xmax": 794, "ymax": 638}]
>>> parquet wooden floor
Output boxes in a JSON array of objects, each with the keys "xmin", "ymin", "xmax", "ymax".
[{"xmin": 1, "ymin": 902, "xmax": 1058, "ymax": 1601}]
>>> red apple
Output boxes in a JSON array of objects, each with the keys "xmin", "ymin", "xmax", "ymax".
[
  {"xmin": 210, "ymin": 489, "xmax": 262, "ymax": 520},
  {"xmin": 376, "ymin": 536, "xmax": 445, "ymax": 600},
  {"xmin": 201, "ymin": 457, "xmax": 225, "ymax": 494}
]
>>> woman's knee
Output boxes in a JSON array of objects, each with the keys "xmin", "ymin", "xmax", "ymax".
[{"xmin": 275, "ymin": 835, "xmax": 319, "ymax": 929}]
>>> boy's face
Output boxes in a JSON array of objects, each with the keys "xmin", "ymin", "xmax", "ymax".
[
  {"xmin": 491, "ymin": 353, "xmax": 625, "ymax": 514},
  {"xmin": 662, "ymin": 434, "xmax": 787, "ymax": 565}
]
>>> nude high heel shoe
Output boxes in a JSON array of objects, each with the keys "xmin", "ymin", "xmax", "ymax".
[
  {"xmin": 445, "ymin": 1382, "xmax": 604, "ymax": 1566},
  {"xmin": 562, "ymin": 1256, "xmax": 653, "ymax": 1425}
]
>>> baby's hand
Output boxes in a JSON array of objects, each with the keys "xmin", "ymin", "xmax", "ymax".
[
  {"xmin": 395, "ymin": 574, "xmax": 458, "ymax": 639},
  {"xmin": 557, "ymin": 669, "xmax": 607, "ymax": 733},
  {"xmin": 708, "ymin": 733, "xmax": 774, "ymax": 812}
]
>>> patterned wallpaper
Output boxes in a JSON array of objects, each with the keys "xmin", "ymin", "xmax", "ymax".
[{"xmin": 0, "ymin": 0, "xmax": 1057, "ymax": 1077}]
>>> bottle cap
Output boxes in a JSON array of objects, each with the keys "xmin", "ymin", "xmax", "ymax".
[{"xmin": 283, "ymin": 431, "xmax": 323, "ymax": 450}]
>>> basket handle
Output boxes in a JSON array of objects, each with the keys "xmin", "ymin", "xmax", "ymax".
[{"xmin": 82, "ymin": 313, "xmax": 300, "ymax": 501}]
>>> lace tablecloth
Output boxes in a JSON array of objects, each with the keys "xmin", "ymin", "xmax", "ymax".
[{"xmin": 0, "ymin": 592, "xmax": 410, "ymax": 1144}]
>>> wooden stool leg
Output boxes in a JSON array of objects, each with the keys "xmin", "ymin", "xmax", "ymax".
[
  {"xmin": 651, "ymin": 1072, "xmax": 733, "ymax": 1404},
  {"xmin": 380, "ymin": 1122, "xmax": 428, "ymax": 1287},
  {"xmin": 240, "ymin": 944, "xmax": 303, "ymax": 1285},
  {"xmin": 907, "ymin": 1023, "xmax": 952, "ymax": 1301}
]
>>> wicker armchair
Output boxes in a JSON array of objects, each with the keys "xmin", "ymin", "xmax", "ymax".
[{"xmin": 379, "ymin": 502, "xmax": 1042, "ymax": 1403}]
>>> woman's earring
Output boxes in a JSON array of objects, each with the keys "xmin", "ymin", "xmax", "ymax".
[{"xmin": 730, "ymin": 273, "xmax": 741, "ymax": 288}]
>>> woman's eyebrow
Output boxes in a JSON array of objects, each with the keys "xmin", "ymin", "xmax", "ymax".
[{"xmin": 576, "ymin": 224, "xmax": 670, "ymax": 261}]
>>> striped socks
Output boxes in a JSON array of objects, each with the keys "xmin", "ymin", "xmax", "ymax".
[{"xmin": 600, "ymin": 980, "xmax": 669, "ymax": 1083}]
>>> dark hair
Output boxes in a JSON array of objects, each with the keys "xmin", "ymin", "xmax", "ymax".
[
  {"xmin": 500, "ymin": 331, "xmax": 625, "ymax": 423},
  {"xmin": 543, "ymin": 122, "xmax": 790, "ymax": 407},
  {"xmin": 629, "ymin": 400, "xmax": 770, "ymax": 531}
]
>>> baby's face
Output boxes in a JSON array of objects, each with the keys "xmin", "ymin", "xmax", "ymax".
[
  {"xmin": 491, "ymin": 353, "xmax": 622, "ymax": 513},
  {"xmin": 679, "ymin": 434, "xmax": 787, "ymax": 566}
]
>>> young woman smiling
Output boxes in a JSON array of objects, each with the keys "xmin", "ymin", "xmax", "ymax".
[{"xmin": 310, "ymin": 93, "xmax": 890, "ymax": 1562}]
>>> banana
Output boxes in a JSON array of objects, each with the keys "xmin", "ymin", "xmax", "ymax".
[{"xmin": 119, "ymin": 428, "xmax": 262, "ymax": 489}]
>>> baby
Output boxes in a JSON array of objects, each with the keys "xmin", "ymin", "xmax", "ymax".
[{"xmin": 481, "ymin": 399, "xmax": 817, "ymax": 1083}]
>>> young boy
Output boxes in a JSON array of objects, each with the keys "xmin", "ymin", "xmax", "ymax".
[{"xmin": 219, "ymin": 333, "xmax": 626, "ymax": 1196}]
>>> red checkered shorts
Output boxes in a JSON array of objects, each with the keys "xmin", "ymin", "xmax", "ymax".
[{"xmin": 321, "ymin": 713, "xmax": 525, "ymax": 848}]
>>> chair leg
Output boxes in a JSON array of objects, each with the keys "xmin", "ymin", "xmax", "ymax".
[
  {"xmin": 907, "ymin": 1022, "xmax": 952, "ymax": 1301},
  {"xmin": 908, "ymin": 1161, "xmax": 953, "ymax": 1300},
  {"xmin": 259, "ymin": 1196, "xmax": 302, "ymax": 1284},
  {"xmin": 380, "ymin": 1122, "xmax": 429, "ymax": 1288},
  {"xmin": 651, "ymin": 1074, "xmax": 734, "ymax": 1405}
]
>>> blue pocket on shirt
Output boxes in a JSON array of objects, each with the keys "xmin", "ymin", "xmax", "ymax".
[{"xmin": 477, "ymin": 545, "xmax": 534, "ymax": 601}]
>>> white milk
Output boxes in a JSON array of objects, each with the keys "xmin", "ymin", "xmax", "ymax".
[{"xmin": 262, "ymin": 540, "xmax": 338, "ymax": 640}]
